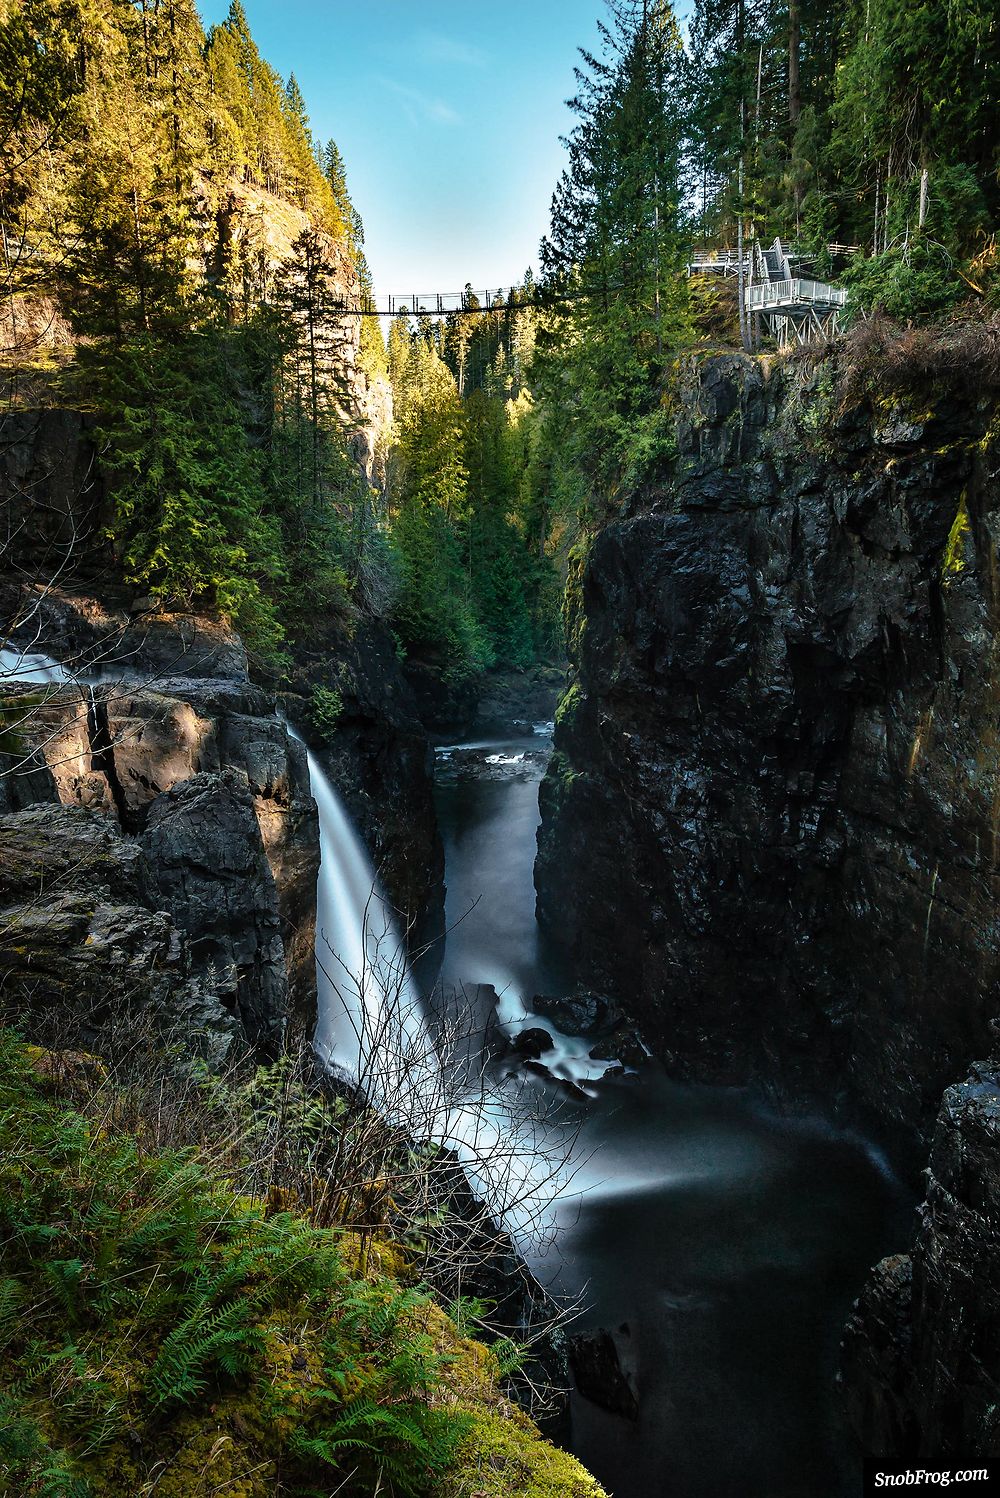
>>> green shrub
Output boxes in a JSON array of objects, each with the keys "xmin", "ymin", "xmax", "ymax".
[
  {"xmin": 842, "ymin": 238, "xmax": 964, "ymax": 324},
  {"xmin": 309, "ymin": 684, "xmax": 344, "ymax": 738}
]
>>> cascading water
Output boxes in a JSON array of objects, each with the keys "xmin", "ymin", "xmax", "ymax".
[
  {"xmin": 301, "ymin": 739, "xmax": 579, "ymax": 1237},
  {"xmin": 305, "ymin": 742, "xmax": 436, "ymax": 1100},
  {"xmin": 0, "ymin": 645, "xmax": 70, "ymax": 685}
]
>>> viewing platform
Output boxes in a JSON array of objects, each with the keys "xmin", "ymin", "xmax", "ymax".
[{"xmin": 689, "ymin": 237, "xmax": 853, "ymax": 345}]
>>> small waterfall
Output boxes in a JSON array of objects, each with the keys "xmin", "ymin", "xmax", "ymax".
[
  {"xmin": 0, "ymin": 645, "xmax": 70, "ymax": 685},
  {"xmin": 306, "ymin": 744, "xmax": 438, "ymax": 1108}
]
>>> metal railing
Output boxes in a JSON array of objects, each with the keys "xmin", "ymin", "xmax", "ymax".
[{"xmin": 746, "ymin": 277, "xmax": 849, "ymax": 311}]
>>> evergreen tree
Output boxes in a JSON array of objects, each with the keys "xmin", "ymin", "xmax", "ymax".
[{"xmin": 538, "ymin": 0, "xmax": 690, "ymax": 499}]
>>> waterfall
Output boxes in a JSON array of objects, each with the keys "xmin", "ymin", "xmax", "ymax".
[
  {"xmin": 302, "ymin": 742, "xmax": 575, "ymax": 1236},
  {"xmin": 305, "ymin": 743, "xmax": 439, "ymax": 1109},
  {"xmin": 0, "ymin": 646, "xmax": 70, "ymax": 685}
]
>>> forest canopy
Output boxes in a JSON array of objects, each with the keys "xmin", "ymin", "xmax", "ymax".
[{"xmin": 2, "ymin": 0, "xmax": 998, "ymax": 677}]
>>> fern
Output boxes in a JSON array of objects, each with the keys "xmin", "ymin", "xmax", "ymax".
[
  {"xmin": 490, "ymin": 1333, "xmax": 527, "ymax": 1377},
  {"xmin": 0, "ymin": 1393, "xmax": 91, "ymax": 1498},
  {"xmin": 147, "ymin": 1299, "xmax": 262, "ymax": 1409},
  {"xmin": 291, "ymin": 1399, "xmax": 467, "ymax": 1498},
  {"xmin": 0, "ymin": 1274, "xmax": 24, "ymax": 1352}
]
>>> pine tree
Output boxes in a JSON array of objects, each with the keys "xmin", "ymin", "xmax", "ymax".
[{"xmin": 538, "ymin": 0, "xmax": 690, "ymax": 498}]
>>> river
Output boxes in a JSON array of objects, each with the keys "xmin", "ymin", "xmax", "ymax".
[{"xmin": 432, "ymin": 728, "xmax": 912, "ymax": 1498}]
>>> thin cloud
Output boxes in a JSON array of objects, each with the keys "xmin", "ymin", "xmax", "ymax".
[
  {"xmin": 415, "ymin": 32, "xmax": 489, "ymax": 68},
  {"xmin": 378, "ymin": 76, "xmax": 462, "ymax": 126}
]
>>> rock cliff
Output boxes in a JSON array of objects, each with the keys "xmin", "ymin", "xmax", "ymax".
[
  {"xmin": 536, "ymin": 350, "xmax": 1000, "ymax": 1162},
  {"xmin": 535, "ymin": 343, "xmax": 1000, "ymax": 1460},
  {"xmin": 0, "ymin": 802, "xmax": 241, "ymax": 1061},
  {"xmin": 841, "ymin": 1054, "xmax": 1000, "ymax": 1458}
]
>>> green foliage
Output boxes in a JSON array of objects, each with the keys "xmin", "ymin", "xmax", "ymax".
[
  {"xmin": 386, "ymin": 323, "xmax": 557, "ymax": 678},
  {"xmin": 842, "ymin": 240, "xmax": 964, "ymax": 323},
  {"xmin": 0, "ymin": 1029, "xmax": 480, "ymax": 1498},
  {"xmin": 689, "ymin": 0, "xmax": 1000, "ymax": 288},
  {"xmin": 537, "ymin": 0, "xmax": 691, "ymax": 507},
  {"xmin": 89, "ymin": 333, "xmax": 287, "ymax": 669},
  {"xmin": 309, "ymin": 684, "xmax": 344, "ymax": 737}
]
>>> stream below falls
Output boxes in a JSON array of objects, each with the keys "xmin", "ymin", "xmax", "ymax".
[{"xmin": 431, "ymin": 728, "xmax": 913, "ymax": 1498}]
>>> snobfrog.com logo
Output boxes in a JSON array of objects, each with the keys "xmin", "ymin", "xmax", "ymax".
[{"xmin": 864, "ymin": 1464, "xmax": 999, "ymax": 1494}]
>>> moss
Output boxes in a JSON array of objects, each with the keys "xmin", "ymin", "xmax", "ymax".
[
  {"xmin": 554, "ymin": 681, "xmax": 581, "ymax": 732},
  {"xmin": 445, "ymin": 1409, "xmax": 607, "ymax": 1498},
  {"xmin": 0, "ymin": 1030, "xmax": 606, "ymax": 1498},
  {"xmin": 942, "ymin": 498, "xmax": 972, "ymax": 580},
  {"xmin": 562, "ymin": 537, "xmax": 591, "ymax": 663}
]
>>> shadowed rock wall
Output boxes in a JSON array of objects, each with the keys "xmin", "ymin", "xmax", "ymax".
[{"xmin": 536, "ymin": 352, "xmax": 1000, "ymax": 1160}]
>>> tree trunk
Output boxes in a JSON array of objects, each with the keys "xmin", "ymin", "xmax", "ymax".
[
  {"xmin": 918, "ymin": 165, "xmax": 930, "ymax": 229},
  {"xmin": 789, "ymin": 0, "xmax": 801, "ymax": 127}
]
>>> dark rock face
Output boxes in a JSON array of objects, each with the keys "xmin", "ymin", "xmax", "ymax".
[
  {"xmin": 568, "ymin": 1327, "xmax": 639, "ymax": 1420},
  {"xmin": 841, "ymin": 1059, "xmax": 1000, "ymax": 1459},
  {"xmin": 536, "ymin": 352, "xmax": 1000, "ymax": 1159},
  {"xmin": 0, "ymin": 410, "xmax": 109, "ymax": 582},
  {"xmin": 0, "ymin": 803, "xmax": 239, "ymax": 1059},
  {"xmin": 531, "ymin": 991, "xmax": 622, "ymax": 1038},
  {"xmin": 140, "ymin": 770, "xmax": 287, "ymax": 1053}
]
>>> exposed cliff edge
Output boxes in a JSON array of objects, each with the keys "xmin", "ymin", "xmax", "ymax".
[{"xmin": 537, "ymin": 349, "xmax": 1000, "ymax": 1161}]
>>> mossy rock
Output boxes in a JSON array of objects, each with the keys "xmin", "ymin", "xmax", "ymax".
[{"xmin": 0, "ymin": 1030, "xmax": 607, "ymax": 1498}]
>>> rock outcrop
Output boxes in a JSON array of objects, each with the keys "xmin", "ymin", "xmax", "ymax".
[
  {"xmin": 0, "ymin": 608, "xmax": 321, "ymax": 1029},
  {"xmin": 140, "ymin": 770, "xmax": 288, "ymax": 1053},
  {"xmin": 0, "ymin": 803, "xmax": 239, "ymax": 1060},
  {"xmin": 841, "ymin": 1057, "xmax": 1000, "ymax": 1458},
  {"xmin": 536, "ymin": 350, "xmax": 1000, "ymax": 1161}
]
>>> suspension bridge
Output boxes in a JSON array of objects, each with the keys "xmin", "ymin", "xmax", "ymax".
[{"xmin": 341, "ymin": 237, "xmax": 855, "ymax": 344}]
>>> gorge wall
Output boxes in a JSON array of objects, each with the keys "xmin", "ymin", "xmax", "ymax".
[
  {"xmin": 535, "ymin": 344, "xmax": 1000, "ymax": 1455},
  {"xmin": 537, "ymin": 348, "xmax": 1000, "ymax": 1162}
]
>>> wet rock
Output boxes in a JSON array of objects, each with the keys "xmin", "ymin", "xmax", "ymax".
[
  {"xmin": 842, "ymin": 1059, "xmax": 1000, "ymax": 1459},
  {"xmin": 531, "ymin": 991, "xmax": 622, "ymax": 1038},
  {"xmin": 512, "ymin": 1027, "xmax": 555, "ymax": 1060},
  {"xmin": 536, "ymin": 350, "xmax": 1000, "ymax": 1161},
  {"xmin": 568, "ymin": 1327, "xmax": 639, "ymax": 1420},
  {"xmin": 589, "ymin": 1027, "xmax": 648, "ymax": 1069},
  {"xmin": 140, "ymin": 770, "xmax": 287, "ymax": 1053}
]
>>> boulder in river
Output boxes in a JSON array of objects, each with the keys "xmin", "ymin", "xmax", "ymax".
[
  {"xmin": 568, "ymin": 1326, "xmax": 639, "ymax": 1420},
  {"xmin": 531, "ymin": 990, "xmax": 622, "ymax": 1037},
  {"xmin": 512, "ymin": 1026, "xmax": 555, "ymax": 1060}
]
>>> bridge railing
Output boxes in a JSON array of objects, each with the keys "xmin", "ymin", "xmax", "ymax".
[
  {"xmin": 332, "ymin": 288, "xmax": 522, "ymax": 317},
  {"xmin": 746, "ymin": 278, "xmax": 849, "ymax": 312},
  {"xmin": 688, "ymin": 250, "xmax": 751, "ymax": 275}
]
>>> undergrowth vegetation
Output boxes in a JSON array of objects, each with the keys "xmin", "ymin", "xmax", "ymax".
[{"xmin": 0, "ymin": 1031, "xmax": 603, "ymax": 1498}]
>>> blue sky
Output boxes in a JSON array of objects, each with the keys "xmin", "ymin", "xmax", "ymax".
[{"xmin": 197, "ymin": 1, "xmax": 612, "ymax": 296}]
